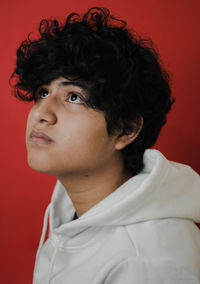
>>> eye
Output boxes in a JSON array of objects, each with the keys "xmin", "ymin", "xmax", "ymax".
[
  {"xmin": 34, "ymin": 88, "xmax": 50, "ymax": 101},
  {"xmin": 68, "ymin": 93, "xmax": 83, "ymax": 104},
  {"xmin": 39, "ymin": 89, "xmax": 50, "ymax": 99}
]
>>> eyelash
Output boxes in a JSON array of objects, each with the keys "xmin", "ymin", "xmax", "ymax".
[
  {"xmin": 34, "ymin": 89, "xmax": 84, "ymax": 104},
  {"xmin": 67, "ymin": 92, "xmax": 84, "ymax": 104}
]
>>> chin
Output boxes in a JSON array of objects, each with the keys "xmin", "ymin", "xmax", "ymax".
[{"xmin": 27, "ymin": 155, "xmax": 55, "ymax": 175}]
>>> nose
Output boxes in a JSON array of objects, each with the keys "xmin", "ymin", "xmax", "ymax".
[{"xmin": 33, "ymin": 97, "xmax": 57, "ymax": 125}]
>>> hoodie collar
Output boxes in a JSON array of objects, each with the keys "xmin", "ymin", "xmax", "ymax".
[{"xmin": 48, "ymin": 149, "xmax": 200, "ymax": 237}]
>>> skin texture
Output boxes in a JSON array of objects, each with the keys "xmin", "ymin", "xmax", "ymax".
[{"xmin": 26, "ymin": 77, "xmax": 142, "ymax": 217}]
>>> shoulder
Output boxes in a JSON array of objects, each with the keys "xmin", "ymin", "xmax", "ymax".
[
  {"xmin": 102, "ymin": 218, "xmax": 200, "ymax": 283},
  {"xmin": 123, "ymin": 218, "xmax": 200, "ymax": 272},
  {"xmin": 103, "ymin": 257, "xmax": 200, "ymax": 284}
]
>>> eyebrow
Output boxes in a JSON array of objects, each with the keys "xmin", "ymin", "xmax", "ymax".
[{"xmin": 59, "ymin": 81, "xmax": 90, "ymax": 93}]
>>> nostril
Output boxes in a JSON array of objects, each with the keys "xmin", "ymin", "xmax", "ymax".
[{"xmin": 40, "ymin": 118, "xmax": 48, "ymax": 122}]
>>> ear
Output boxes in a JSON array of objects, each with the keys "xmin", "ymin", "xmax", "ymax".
[{"xmin": 115, "ymin": 117, "xmax": 143, "ymax": 150}]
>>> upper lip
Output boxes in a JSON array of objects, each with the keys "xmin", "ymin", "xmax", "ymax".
[{"xmin": 30, "ymin": 130, "xmax": 54, "ymax": 142}]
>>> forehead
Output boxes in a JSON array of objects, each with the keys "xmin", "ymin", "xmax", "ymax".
[{"xmin": 42, "ymin": 77, "xmax": 91, "ymax": 93}]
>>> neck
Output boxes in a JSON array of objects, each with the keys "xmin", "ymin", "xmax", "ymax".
[{"xmin": 57, "ymin": 152, "xmax": 132, "ymax": 217}]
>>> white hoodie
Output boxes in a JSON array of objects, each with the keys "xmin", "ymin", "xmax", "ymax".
[{"xmin": 33, "ymin": 149, "xmax": 200, "ymax": 284}]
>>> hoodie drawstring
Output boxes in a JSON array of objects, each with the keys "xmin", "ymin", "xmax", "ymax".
[
  {"xmin": 33, "ymin": 203, "xmax": 51, "ymax": 283},
  {"xmin": 38, "ymin": 203, "xmax": 51, "ymax": 253}
]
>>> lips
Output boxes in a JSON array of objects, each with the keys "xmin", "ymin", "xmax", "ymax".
[{"xmin": 30, "ymin": 130, "xmax": 54, "ymax": 144}]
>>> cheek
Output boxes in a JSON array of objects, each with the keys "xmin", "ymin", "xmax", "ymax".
[
  {"xmin": 62, "ymin": 114, "xmax": 108, "ymax": 147},
  {"xmin": 58, "ymin": 115, "xmax": 114, "ymax": 164}
]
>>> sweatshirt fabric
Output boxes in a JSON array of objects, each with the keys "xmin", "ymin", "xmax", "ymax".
[{"xmin": 33, "ymin": 149, "xmax": 200, "ymax": 284}]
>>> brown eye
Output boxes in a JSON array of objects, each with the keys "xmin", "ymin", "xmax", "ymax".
[
  {"xmin": 39, "ymin": 89, "xmax": 50, "ymax": 99},
  {"xmin": 68, "ymin": 93, "xmax": 83, "ymax": 104},
  {"xmin": 34, "ymin": 88, "xmax": 50, "ymax": 102}
]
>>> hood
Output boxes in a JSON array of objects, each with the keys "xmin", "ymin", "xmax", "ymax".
[{"xmin": 42, "ymin": 149, "xmax": 200, "ymax": 240}]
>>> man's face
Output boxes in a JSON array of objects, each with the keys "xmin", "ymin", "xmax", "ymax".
[{"xmin": 26, "ymin": 77, "xmax": 120, "ymax": 177}]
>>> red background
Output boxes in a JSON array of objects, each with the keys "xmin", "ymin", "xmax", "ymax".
[{"xmin": 1, "ymin": 0, "xmax": 200, "ymax": 283}]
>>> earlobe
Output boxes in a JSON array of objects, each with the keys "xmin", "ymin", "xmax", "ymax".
[{"xmin": 115, "ymin": 117, "xmax": 143, "ymax": 150}]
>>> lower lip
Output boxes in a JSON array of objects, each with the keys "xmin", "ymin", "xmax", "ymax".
[{"xmin": 30, "ymin": 136, "xmax": 54, "ymax": 145}]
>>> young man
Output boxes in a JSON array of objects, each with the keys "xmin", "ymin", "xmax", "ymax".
[{"xmin": 11, "ymin": 7, "xmax": 200, "ymax": 284}]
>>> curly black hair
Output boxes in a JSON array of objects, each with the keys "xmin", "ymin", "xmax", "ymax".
[{"xmin": 10, "ymin": 6, "xmax": 175, "ymax": 175}]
